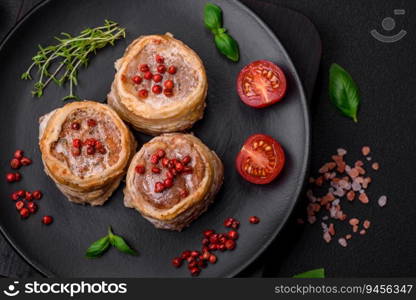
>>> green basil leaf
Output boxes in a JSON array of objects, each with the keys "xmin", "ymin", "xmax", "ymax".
[
  {"xmin": 214, "ymin": 32, "xmax": 240, "ymax": 62},
  {"xmin": 110, "ymin": 235, "xmax": 138, "ymax": 256},
  {"xmin": 108, "ymin": 227, "xmax": 137, "ymax": 256},
  {"xmin": 85, "ymin": 236, "xmax": 110, "ymax": 258},
  {"xmin": 204, "ymin": 3, "xmax": 223, "ymax": 31},
  {"xmin": 293, "ymin": 268, "xmax": 325, "ymax": 278},
  {"xmin": 329, "ymin": 63, "xmax": 360, "ymax": 122}
]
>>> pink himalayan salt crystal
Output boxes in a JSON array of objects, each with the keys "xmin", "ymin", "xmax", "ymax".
[
  {"xmin": 352, "ymin": 181, "xmax": 362, "ymax": 191},
  {"xmin": 378, "ymin": 195, "xmax": 387, "ymax": 207},
  {"xmin": 323, "ymin": 232, "xmax": 332, "ymax": 243},
  {"xmin": 333, "ymin": 188, "xmax": 345, "ymax": 197},
  {"xmin": 337, "ymin": 148, "xmax": 347, "ymax": 156},
  {"xmin": 305, "ymin": 146, "xmax": 384, "ymax": 248},
  {"xmin": 338, "ymin": 238, "xmax": 348, "ymax": 247},
  {"xmin": 359, "ymin": 193, "xmax": 369, "ymax": 204},
  {"xmin": 349, "ymin": 218, "xmax": 359, "ymax": 226},
  {"xmin": 362, "ymin": 146, "xmax": 371, "ymax": 156}
]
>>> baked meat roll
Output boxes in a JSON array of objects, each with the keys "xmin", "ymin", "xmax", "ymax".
[
  {"xmin": 108, "ymin": 33, "xmax": 208, "ymax": 135},
  {"xmin": 39, "ymin": 101, "xmax": 136, "ymax": 206},
  {"xmin": 124, "ymin": 133, "xmax": 223, "ymax": 231}
]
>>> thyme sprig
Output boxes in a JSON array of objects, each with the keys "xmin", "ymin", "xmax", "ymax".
[{"xmin": 21, "ymin": 20, "xmax": 126, "ymax": 100}]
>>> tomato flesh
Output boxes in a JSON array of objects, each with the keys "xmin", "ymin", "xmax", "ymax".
[
  {"xmin": 236, "ymin": 60, "xmax": 287, "ymax": 108},
  {"xmin": 235, "ymin": 134, "xmax": 285, "ymax": 184}
]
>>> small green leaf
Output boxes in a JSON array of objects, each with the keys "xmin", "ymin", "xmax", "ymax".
[
  {"xmin": 204, "ymin": 3, "xmax": 223, "ymax": 30},
  {"xmin": 85, "ymin": 236, "xmax": 110, "ymax": 258},
  {"xmin": 329, "ymin": 63, "xmax": 360, "ymax": 122},
  {"xmin": 293, "ymin": 268, "xmax": 325, "ymax": 278},
  {"xmin": 108, "ymin": 227, "xmax": 138, "ymax": 256},
  {"xmin": 214, "ymin": 32, "xmax": 240, "ymax": 62}
]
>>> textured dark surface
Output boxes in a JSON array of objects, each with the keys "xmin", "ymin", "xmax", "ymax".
[
  {"xmin": 3, "ymin": 0, "xmax": 415, "ymax": 279},
  {"xmin": 261, "ymin": 0, "xmax": 416, "ymax": 278},
  {"xmin": 0, "ymin": 0, "xmax": 313, "ymax": 277}
]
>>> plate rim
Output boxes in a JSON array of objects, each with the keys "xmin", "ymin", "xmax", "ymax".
[{"xmin": 0, "ymin": 0, "xmax": 311, "ymax": 278}]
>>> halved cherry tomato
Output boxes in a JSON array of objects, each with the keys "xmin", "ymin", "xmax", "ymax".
[
  {"xmin": 235, "ymin": 134, "xmax": 285, "ymax": 184},
  {"xmin": 236, "ymin": 60, "xmax": 287, "ymax": 108}
]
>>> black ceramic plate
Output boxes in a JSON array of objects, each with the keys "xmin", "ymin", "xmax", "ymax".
[{"xmin": 0, "ymin": 0, "xmax": 309, "ymax": 277}]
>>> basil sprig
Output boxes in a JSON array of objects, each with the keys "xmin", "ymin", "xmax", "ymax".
[
  {"xmin": 329, "ymin": 63, "xmax": 360, "ymax": 122},
  {"xmin": 293, "ymin": 268, "xmax": 325, "ymax": 278},
  {"xmin": 204, "ymin": 3, "xmax": 240, "ymax": 62},
  {"xmin": 85, "ymin": 227, "xmax": 138, "ymax": 258}
]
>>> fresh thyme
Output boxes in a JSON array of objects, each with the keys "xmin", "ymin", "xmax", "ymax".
[{"xmin": 21, "ymin": 20, "xmax": 126, "ymax": 100}]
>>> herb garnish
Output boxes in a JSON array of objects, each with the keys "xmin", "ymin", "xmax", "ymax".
[
  {"xmin": 329, "ymin": 63, "xmax": 360, "ymax": 122},
  {"xmin": 85, "ymin": 227, "xmax": 138, "ymax": 258},
  {"xmin": 293, "ymin": 268, "xmax": 325, "ymax": 278},
  {"xmin": 204, "ymin": 3, "xmax": 240, "ymax": 62},
  {"xmin": 21, "ymin": 20, "xmax": 126, "ymax": 100}
]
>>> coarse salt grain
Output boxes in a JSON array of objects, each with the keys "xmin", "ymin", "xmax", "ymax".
[
  {"xmin": 303, "ymin": 146, "xmax": 386, "ymax": 248},
  {"xmin": 349, "ymin": 218, "xmax": 359, "ymax": 226},
  {"xmin": 378, "ymin": 195, "xmax": 387, "ymax": 207},
  {"xmin": 334, "ymin": 188, "xmax": 345, "ymax": 197},
  {"xmin": 338, "ymin": 238, "xmax": 348, "ymax": 247},
  {"xmin": 352, "ymin": 181, "xmax": 361, "ymax": 191},
  {"xmin": 337, "ymin": 148, "xmax": 347, "ymax": 156},
  {"xmin": 323, "ymin": 232, "xmax": 332, "ymax": 243},
  {"xmin": 328, "ymin": 223, "xmax": 335, "ymax": 236},
  {"xmin": 355, "ymin": 160, "xmax": 364, "ymax": 167},
  {"xmin": 362, "ymin": 146, "xmax": 371, "ymax": 156},
  {"xmin": 347, "ymin": 191, "xmax": 355, "ymax": 201},
  {"xmin": 359, "ymin": 193, "xmax": 369, "ymax": 204}
]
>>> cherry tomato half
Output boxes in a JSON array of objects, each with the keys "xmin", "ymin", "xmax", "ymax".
[
  {"xmin": 235, "ymin": 134, "xmax": 285, "ymax": 184},
  {"xmin": 236, "ymin": 60, "xmax": 287, "ymax": 108}
]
